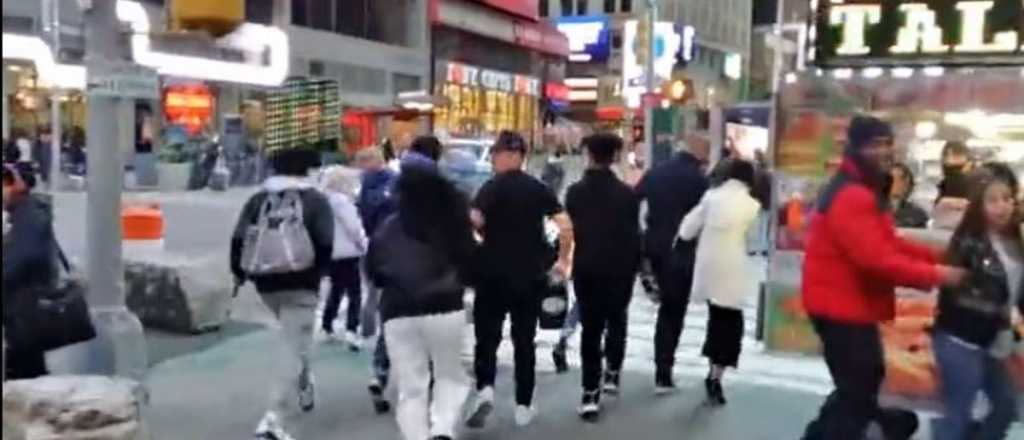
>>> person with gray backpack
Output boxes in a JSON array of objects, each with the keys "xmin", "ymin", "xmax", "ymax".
[{"xmin": 230, "ymin": 148, "xmax": 334, "ymax": 440}]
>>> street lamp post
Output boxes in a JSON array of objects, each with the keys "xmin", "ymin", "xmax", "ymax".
[
  {"xmin": 643, "ymin": 0, "xmax": 657, "ymax": 170},
  {"xmin": 45, "ymin": 0, "xmax": 63, "ymax": 190},
  {"xmin": 80, "ymin": 0, "xmax": 148, "ymax": 379}
]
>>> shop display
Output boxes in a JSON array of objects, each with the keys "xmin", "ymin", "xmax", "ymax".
[{"xmin": 264, "ymin": 78, "xmax": 341, "ymax": 153}]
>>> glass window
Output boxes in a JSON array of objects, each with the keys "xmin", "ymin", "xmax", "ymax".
[
  {"xmin": 310, "ymin": 0, "xmax": 333, "ymax": 31},
  {"xmin": 540, "ymin": 0, "xmax": 549, "ymax": 17},
  {"xmin": 604, "ymin": 0, "xmax": 615, "ymax": 13},
  {"xmin": 576, "ymin": 0, "xmax": 587, "ymax": 15},
  {"xmin": 291, "ymin": 0, "xmax": 308, "ymax": 26},
  {"xmin": 621, "ymin": 0, "xmax": 632, "ymax": 13},
  {"xmin": 246, "ymin": 0, "xmax": 274, "ymax": 25},
  {"xmin": 560, "ymin": 0, "xmax": 573, "ymax": 16},
  {"xmin": 337, "ymin": 0, "xmax": 368, "ymax": 38}
]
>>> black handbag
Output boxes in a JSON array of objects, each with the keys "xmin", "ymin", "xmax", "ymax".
[{"xmin": 7, "ymin": 243, "xmax": 96, "ymax": 352}]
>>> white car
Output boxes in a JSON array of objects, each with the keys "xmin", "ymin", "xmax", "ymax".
[{"xmin": 440, "ymin": 138, "xmax": 494, "ymax": 196}]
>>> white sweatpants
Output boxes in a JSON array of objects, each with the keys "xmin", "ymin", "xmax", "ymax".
[
  {"xmin": 385, "ymin": 311, "xmax": 470, "ymax": 440},
  {"xmin": 259, "ymin": 290, "xmax": 318, "ymax": 420}
]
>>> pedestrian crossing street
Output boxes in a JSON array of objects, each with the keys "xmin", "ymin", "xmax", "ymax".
[{"xmin": 464, "ymin": 256, "xmax": 836, "ymax": 397}]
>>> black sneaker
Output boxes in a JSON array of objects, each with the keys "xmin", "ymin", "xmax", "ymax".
[
  {"xmin": 368, "ymin": 382, "xmax": 391, "ymax": 414},
  {"xmin": 298, "ymin": 372, "xmax": 315, "ymax": 412},
  {"xmin": 602, "ymin": 371, "xmax": 620, "ymax": 395},
  {"xmin": 705, "ymin": 378, "xmax": 726, "ymax": 406},
  {"xmin": 578, "ymin": 390, "xmax": 601, "ymax": 422},
  {"xmin": 878, "ymin": 409, "xmax": 919, "ymax": 440},
  {"xmin": 654, "ymin": 374, "xmax": 677, "ymax": 396},
  {"xmin": 552, "ymin": 341, "xmax": 569, "ymax": 374}
]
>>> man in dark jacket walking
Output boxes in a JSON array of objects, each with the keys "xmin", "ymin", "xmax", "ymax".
[
  {"xmin": 636, "ymin": 146, "xmax": 709, "ymax": 393},
  {"xmin": 566, "ymin": 133, "xmax": 641, "ymax": 421},
  {"xmin": 800, "ymin": 116, "xmax": 965, "ymax": 440},
  {"xmin": 230, "ymin": 148, "xmax": 334, "ymax": 440},
  {"xmin": 3, "ymin": 163, "xmax": 57, "ymax": 379},
  {"xmin": 354, "ymin": 146, "xmax": 399, "ymax": 413},
  {"xmin": 467, "ymin": 131, "xmax": 574, "ymax": 429}
]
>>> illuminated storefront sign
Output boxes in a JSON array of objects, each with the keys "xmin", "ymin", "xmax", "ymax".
[
  {"xmin": 814, "ymin": 0, "xmax": 1024, "ymax": 67},
  {"xmin": 622, "ymin": 20, "xmax": 681, "ymax": 108},
  {"xmin": 436, "ymin": 61, "xmax": 540, "ymax": 136},
  {"xmin": 163, "ymin": 84, "xmax": 214, "ymax": 135},
  {"xmin": 446, "ymin": 62, "xmax": 539, "ymax": 96},
  {"xmin": 556, "ymin": 15, "xmax": 611, "ymax": 63}
]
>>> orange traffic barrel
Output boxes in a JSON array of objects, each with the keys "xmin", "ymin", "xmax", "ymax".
[{"xmin": 122, "ymin": 204, "xmax": 164, "ymax": 241}]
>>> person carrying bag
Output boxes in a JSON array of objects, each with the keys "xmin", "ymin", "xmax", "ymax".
[{"xmin": 3, "ymin": 163, "xmax": 95, "ymax": 380}]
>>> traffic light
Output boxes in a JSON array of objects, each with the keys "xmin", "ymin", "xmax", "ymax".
[
  {"xmin": 170, "ymin": 0, "xmax": 244, "ymax": 38},
  {"xmin": 660, "ymin": 77, "xmax": 695, "ymax": 105}
]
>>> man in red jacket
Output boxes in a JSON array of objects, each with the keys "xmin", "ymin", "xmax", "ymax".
[{"xmin": 800, "ymin": 116, "xmax": 965, "ymax": 440}]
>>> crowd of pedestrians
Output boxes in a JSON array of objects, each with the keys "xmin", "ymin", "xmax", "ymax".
[{"xmin": 4, "ymin": 114, "xmax": 1021, "ymax": 440}]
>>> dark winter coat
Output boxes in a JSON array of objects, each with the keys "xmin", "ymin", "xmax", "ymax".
[
  {"xmin": 357, "ymin": 168, "xmax": 397, "ymax": 236},
  {"xmin": 366, "ymin": 215, "xmax": 468, "ymax": 322},
  {"xmin": 3, "ymin": 196, "xmax": 59, "ymax": 329},
  {"xmin": 635, "ymin": 151, "xmax": 709, "ymax": 260},
  {"xmin": 936, "ymin": 233, "xmax": 1024, "ymax": 348}
]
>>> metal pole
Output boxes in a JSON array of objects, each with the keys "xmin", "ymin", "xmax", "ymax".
[
  {"xmin": 81, "ymin": 0, "xmax": 147, "ymax": 379},
  {"xmin": 49, "ymin": 0, "xmax": 62, "ymax": 190},
  {"xmin": 643, "ymin": 0, "xmax": 656, "ymax": 170}
]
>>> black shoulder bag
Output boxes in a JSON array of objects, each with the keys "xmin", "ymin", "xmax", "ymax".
[{"xmin": 7, "ymin": 243, "xmax": 96, "ymax": 352}]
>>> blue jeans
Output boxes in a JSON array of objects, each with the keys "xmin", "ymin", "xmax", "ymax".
[{"xmin": 933, "ymin": 331, "xmax": 1019, "ymax": 440}]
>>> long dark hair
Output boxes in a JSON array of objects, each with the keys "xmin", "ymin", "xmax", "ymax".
[
  {"xmin": 396, "ymin": 167, "xmax": 476, "ymax": 270},
  {"xmin": 950, "ymin": 162, "xmax": 1022, "ymax": 246}
]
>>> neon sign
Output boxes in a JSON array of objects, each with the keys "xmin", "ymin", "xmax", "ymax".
[
  {"xmin": 556, "ymin": 15, "xmax": 611, "ymax": 63},
  {"xmin": 814, "ymin": 0, "xmax": 1024, "ymax": 67}
]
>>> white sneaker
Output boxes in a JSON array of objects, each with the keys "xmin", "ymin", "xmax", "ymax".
[
  {"xmin": 514, "ymin": 405, "xmax": 537, "ymax": 427},
  {"xmin": 465, "ymin": 387, "xmax": 494, "ymax": 429},
  {"xmin": 254, "ymin": 412, "xmax": 295, "ymax": 440},
  {"xmin": 345, "ymin": 331, "xmax": 362, "ymax": 352},
  {"xmin": 298, "ymin": 372, "xmax": 315, "ymax": 412}
]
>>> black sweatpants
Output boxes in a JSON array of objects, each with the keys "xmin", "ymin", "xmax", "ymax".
[
  {"xmin": 650, "ymin": 246, "xmax": 696, "ymax": 379},
  {"xmin": 702, "ymin": 302, "xmax": 744, "ymax": 368},
  {"xmin": 802, "ymin": 317, "xmax": 917, "ymax": 440},
  {"xmin": 473, "ymin": 277, "xmax": 544, "ymax": 406},
  {"xmin": 322, "ymin": 257, "xmax": 362, "ymax": 333},
  {"xmin": 574, "ymin": 273, "xmax": 635, "ymax": 392}
]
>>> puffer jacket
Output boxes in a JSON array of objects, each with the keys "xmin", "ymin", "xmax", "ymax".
[
  {"xmin": 935, "ymin": 233, "xmax": 1024, "ymax": 348},
  {"xmin": 802, "ymin": 159, "xmax": 942, "ymax": 324},
  {"xmin": 366, "ymin": 215, "xmax": 469, "ymax": 323}
]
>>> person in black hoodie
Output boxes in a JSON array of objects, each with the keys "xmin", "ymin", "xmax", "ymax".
[
  {"xmin": 230, "ymin": 148, "xmax": 334, "ymax": 440},
  {"xmin": 3, "ymin": 162, "xmax": 57, "ymax": 379},
  {"xmin": 566, "ymin": 133, "xmax": 641, "ymax": 421},
  {"xmin": 933, "ymin": 163, "xmax": 1022, "ymax": 440},
  {"xmin": 635, "ymin": 144, "xmax": 709, "ymax": 393},
  {"xmin": 366, "ymin": 140, "xmax": 477, "ymax": 440}
]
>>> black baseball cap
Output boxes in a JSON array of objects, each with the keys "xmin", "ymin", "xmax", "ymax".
[{"xmin": 492, "ymin": 130, "xmax": 528, "ymax": 154}]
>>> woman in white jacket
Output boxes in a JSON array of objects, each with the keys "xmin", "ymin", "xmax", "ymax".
[
  {"xmin": 678, "ymin": 159, "xmax": 761, "ymax": 407},
  {"xmin": 320, "ymin": 166, "xmax": 369, "ymax": 349}
]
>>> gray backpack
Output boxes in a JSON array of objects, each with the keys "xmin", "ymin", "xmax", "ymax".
[{"xmin": 240, "ymin": 190, "xmax": 316, "ymax": 276}]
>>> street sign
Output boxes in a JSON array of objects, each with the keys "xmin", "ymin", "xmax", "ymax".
[{"xmin": 87, "ymin": 64, "xmax": 160, "ymax": 99}]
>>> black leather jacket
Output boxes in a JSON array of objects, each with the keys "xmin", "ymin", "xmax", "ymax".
[{"xmin": 935, "ymin": 233, "xmax": 1024, "ymax": 347}]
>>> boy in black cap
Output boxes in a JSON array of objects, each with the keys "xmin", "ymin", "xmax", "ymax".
[{"xmin": 467, "ymin": 130, "xmax": 574, "ymax": 428}]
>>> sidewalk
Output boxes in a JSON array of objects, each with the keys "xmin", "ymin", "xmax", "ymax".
[{"xmin": 142, "ymin": 326, "xmax": 825, "ymax": 440}]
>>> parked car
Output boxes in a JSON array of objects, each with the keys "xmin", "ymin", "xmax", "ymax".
[{"xmin": 440, "ymin": 138, "xmax": 493, "ymax": 197}]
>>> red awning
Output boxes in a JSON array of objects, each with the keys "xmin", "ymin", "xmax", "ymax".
[{"xmin": 514, "ymin": 20, "xmax": 570, "ymax": 57}]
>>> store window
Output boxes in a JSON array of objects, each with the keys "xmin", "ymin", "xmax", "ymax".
[
  {"xmin": 393, "ymin": 73, "xmax": 420, "ymax": 95},
  {"xmin": 310, "ymin": 0, "xmax": 333, "ymax": 31},
  {"xmin": 560, "ymin": 0, "xmax": 573, "ymax": 16},
  {"xmin": 246, "ymin": 0, "xmax": 274, "ymax": 25},
  {"xmin": 621, "ymin": 0, "xmax": 632, "ymax": 13},
  {"xmin": 576, "ymin": 0, "xmax": 588, "ymax": 15}
]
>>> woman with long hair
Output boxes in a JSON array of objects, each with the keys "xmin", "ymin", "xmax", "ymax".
[
  {"xmin": 933, "ymin": 163, "xmax": 1022, "ymax": 440},
  {"xmin": 366, "ymin": 136, "xmax": 476, "ymax": 440},
  {"xmin": 678, "ymin": 159, "xmax": 762, "ymax": 406}
]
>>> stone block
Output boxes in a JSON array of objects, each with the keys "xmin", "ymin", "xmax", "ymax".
[
  {"xmin": 124, "ymin": 254, "xmax": 233, "ymax": 334},
  {"xmin": 2, "ymin": 375, "xmax": 143, "ymax": 440}
]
